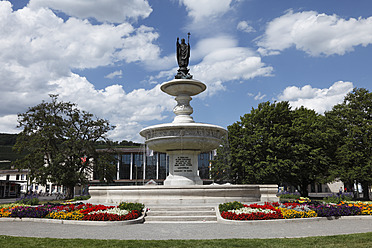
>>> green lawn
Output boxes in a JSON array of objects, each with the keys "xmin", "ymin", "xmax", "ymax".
[{"xmin": 1, "ymin": 232, "xmax": 372, "ymax": 248}]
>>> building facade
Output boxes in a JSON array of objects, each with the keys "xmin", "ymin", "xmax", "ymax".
[{"xmin": 92, "ymin": 147, "xmax": 214, "ymax": 185}]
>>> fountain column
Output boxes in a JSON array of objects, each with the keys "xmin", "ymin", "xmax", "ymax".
[{"xmin": 140, "ymin": 78, "xmax": 227, "ymax": 185}]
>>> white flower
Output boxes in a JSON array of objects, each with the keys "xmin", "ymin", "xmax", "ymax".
[
  {"xmin": 88, "ymin": 207, "xmax": 129, "ymax": 216},
  {"xmin": 228, "ymin": 207, "xmax": 275, "ymax": 215}
]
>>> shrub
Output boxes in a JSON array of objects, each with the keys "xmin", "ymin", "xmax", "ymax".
[
  {"xmin": 72, "ymin": 195, "xmax": 91, "ymax": 201},
  {"xmin": 277, "ymin": 191, "xmax": 301, "ymax": 200},
  {"xmin": 323, "ymin": 192, "xmax": 353, "ymax": 203},
  {"xmin": 118, "ymin": 202, "xmax": 144, "ymax": 212},
  {"xmin": 219, "ymin": 201, "xmax": 244, "ymax": 212},
  {"xmin": 16, "ymin": 195, "xmax": 40, "ymax": 205}
]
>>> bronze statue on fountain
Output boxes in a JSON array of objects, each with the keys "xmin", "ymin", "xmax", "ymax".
[{"xmin": 175, "ymin": 33, "xmax": 193, "ymax": 79}]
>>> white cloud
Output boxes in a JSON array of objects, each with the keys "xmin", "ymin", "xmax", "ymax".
[
  {"xmin": 49, "ymin": 73, "xmax": 174, "ymax": 142},
  {"xmin": 28, "ymin": 0, "xmax": 152, "ymax": 23},
  {"xmin": 191, "ymin": 36, "xmax": 238, "ymax": 61},
  {"xmin": 179, "ymin": 0, "xmax": 232, "ymax": 22},
  {"xmin": 237, "ymin": 21, "xmax": 255, "ymax": 33},
  {"xmin": 155, "ymin": 36, "xmax": 273, "ymax": 96},
  {"xmin": 277, "ymin": 81, "xmax": 354, "ymax": 113},
  {"xmin": 0, "ymin": 2, "xmax": 173, "ymax": 142},
  {"xmin": 258, "ymin": 10, "xmax": 372, "ymax": 56},
  {"xmin": 191, "ymin": 47, "xmax": 273, "ymax": 95},
  {"xmin": 105, "ymin": 70, "xmax": 123, "ymax": 79},
  {"xmin": 254, "ymin": 92, "xmax": 266, "ymax": 101},
  {"xmin": 0, "ymin": 115, "xmax": 19, "ymax": 134}
]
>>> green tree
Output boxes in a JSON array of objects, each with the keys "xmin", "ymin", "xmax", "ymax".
[
  {"xmin": 288, "ymin": 107, "xmax": 331, "ymax": 196},
  {"xmin": 215, "ymin": 101, "xmax": 332, "ymax": 196},
  {"xmin": 326, "ymin": 88, "xmax": 372, "ymax": 199},
  {"xmin": 210, "ymin": 136, "xmax": 232, "ymax": 183},
  {"xmin": 228, "ymin": 101, "xmax": 293, "ymax": 185},
  {"xmin": 13, "ymin": 95, "xmax": 114, "ymax": 199}
]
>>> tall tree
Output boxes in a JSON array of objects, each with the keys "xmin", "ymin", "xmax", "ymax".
[
  {"xmin": 210, "ymin": 136, "xmax": 233, "ymax": 183},
  {"xmin": 288, "ymin": 107, "xmax": 331, "ymax": 196},
  {"xmin": 214, "ymin": 101, "xmax": 332, "ymax": 196},
  {"xmin": 13, "ymin": 95, "xmax": 114, "ymax": 198},
  {"xmin": 326, "ymin": 88, "xmax": 372, "ymax": 199},
  {"xmin": 228, "ymin": 101, "xmax": 293, "ymax": 185}
]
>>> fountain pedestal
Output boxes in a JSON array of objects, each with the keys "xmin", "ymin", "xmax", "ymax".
[
  {"xmin": 165, "ymin": 150, "xmax": 202, "ymax": 185},
  {"xmin": 140, "ymin": 79, "xmax": 227, "ymax": 186}
]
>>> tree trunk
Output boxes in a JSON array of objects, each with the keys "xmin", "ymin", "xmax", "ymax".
[
  {"xmin": 361, "ymin": 181, "xmax": 370, "ymax": 200},
  {"xmin": 66, "ymin": 185, "xmax": 75, "ymax": 200},
  {"xmin": 299, "ymin": 183, "xmax": 309, "ymax": 197}
]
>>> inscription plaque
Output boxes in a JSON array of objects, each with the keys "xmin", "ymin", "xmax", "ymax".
[{"xmin": 174, "ymin": 156, "xmax": 193, "ymax": 173}]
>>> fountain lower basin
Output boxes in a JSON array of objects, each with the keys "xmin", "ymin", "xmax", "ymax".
[{"xmin": 140, "ymin": 122, "xmax": 227, "ymax": 153}]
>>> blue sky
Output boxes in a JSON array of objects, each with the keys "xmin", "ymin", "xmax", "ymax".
[{"xmin": 0, "ymin": 0, "xmax": 371, "ymax": 142}]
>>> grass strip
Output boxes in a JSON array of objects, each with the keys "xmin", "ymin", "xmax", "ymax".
[{"xmin": 1, "ymin": 232, "xmax": 372, "ymax": 248}]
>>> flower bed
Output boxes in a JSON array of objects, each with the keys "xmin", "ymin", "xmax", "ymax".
[
  {"xmin": 309, "ymin": 203, "xmax": 361, "ymax": 217},
  {"xmin": 0, "ymin": 202, "xmax": 144, "ymax": 222},
  {"xmin": 219, "ymin": 200, "xmax": 372, "ymax": 221},
  {"xmin": 340, "ymin": 201, "xmax": 372, "ymax": 215},
  {"xmin": 279, "ymin": 202, "xmax": 317, "ymax": 219},
  {"xmin": 220, "ymin": 202, "xmax": 282, "ymax": 220}
]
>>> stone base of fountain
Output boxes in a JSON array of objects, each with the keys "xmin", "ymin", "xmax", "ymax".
[{"xmin": 88, "ymin": 184, "xmax": 279, "ymax": 205}]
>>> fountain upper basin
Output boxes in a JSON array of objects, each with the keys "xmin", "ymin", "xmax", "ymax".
[
  {"xmin": 160, "ymin": 79, "xmax": 206, "ymax": 96},
  {"xmin": 140, "ymin": 122, "xmax": 227, "ymax": 153}
]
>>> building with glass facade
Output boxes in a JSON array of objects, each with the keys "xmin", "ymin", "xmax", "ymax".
[{"xmin": 92, "ymin": 148, "xmax": 214, "ymax": 185}]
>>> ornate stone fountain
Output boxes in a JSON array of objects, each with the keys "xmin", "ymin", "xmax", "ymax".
[
  {"xmin": 88, "ymin": 35, "xmax": 278, "ymax": 205},
  {"xmin": 139, "ymin": 78, "xmax": 227, "ymax": 185}
]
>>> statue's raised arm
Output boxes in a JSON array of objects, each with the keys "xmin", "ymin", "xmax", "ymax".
[{"xmin": 175, "ymin": 33, "xmax": 192, "ymax": 79}]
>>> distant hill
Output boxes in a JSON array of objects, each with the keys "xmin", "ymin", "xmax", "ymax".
[
  {"xmin": 0, "ymin": 133, "xmax": 21, "ymax": 169},
  {"xmin": 0, "ymin": 133, "xmax": 18, "ymax": 146},
  {"xmin": 0, "ymin": 133, "xmax": 142, "ymax": 169}
]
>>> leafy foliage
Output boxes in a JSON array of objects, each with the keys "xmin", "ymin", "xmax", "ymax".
[
  {"xmin": 278, "ymin": 192, "xmax": 301, "ymax": 200},
  {"xmin": 210, "ymin": 136, "xmax": 232, "ymax": 183},
  {"xmin": 12, "ymin": 95, "xmax": 114, "ymax": 199},
  {"xmin": 323, "ymin": 193, "xmax": 353, "ymax": 203},
  {"xmin": 118, "ymin": 202, "xmax": 144, "ymax": 212},
  {"xmin": 215, "ymin": 101, "xmax": 331, "ymax": 196},
  {"xmin": 15, "ymin": 195, "xmax": 40, "ymax": 205},
  {"xmin": 219, "ymin": 201, "xmax": 244, "ymax": 212},
  {"xmin": 325, "ymin": 88, "xmax": 372, "ymax": 199}
]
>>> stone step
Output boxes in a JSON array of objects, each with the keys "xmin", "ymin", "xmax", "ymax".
[
  {"xmin": 144, "ymin": 205, "xmax": 217, "ymax": 222},
  {"xmin": 148, "ymin": 210, "xmax": 215, "ymax": 216},
  {"xmin": 146, "ymin": 206, "xmax": 216, "ymax": 212},
  {"xmin": 144, "ymin": 215, "xmax": 217, "ymax": 222}
]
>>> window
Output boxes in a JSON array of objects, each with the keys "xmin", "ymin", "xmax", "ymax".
[
  {"xmin": 119, "ymin": 154, "xmax": 131, "ymax": 179},
  {"xmin": 158, "ymin": 153, "xmax": 167, "ymax": 180},
  {"xmin": 16, "ymin": 174, "xmax": 19, "ymax": 180},
  {"xmin": 198, "ymin": 153, "xmax": 210, "ymax": 179},
  {"xmin": 146, "ymin": 155, "xmax": 157, "ymax": 179},
  {"xmin": 6, "ymin": 175, "xmax": 10, "ymax": 181},
  {"xmin": 310, "ymin": 183, "xmax": 315, "ymax": 193},
  {"xmin": 317, "ymin": 183, "xmax": 322, "ymax": 193},
  {"xmin": 21, "ymin": 174, "xmax": 25, "ymax": 180},
  {"xmin": 132, "ymin": 154, "xmax": 143, "ymax": 180}
]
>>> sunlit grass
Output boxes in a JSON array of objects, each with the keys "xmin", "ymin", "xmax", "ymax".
[{"xmin": 1, "ymin": 232, "xmax": 372, "ymax": 248}]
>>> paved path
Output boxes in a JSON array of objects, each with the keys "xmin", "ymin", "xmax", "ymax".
[
  {"xmin": 0, "ymin": 196, "xmax": 58, "ymax": 205},
  {"xmin": 1, "ymin": 216, "xmax": 371, "ymax": 240}
]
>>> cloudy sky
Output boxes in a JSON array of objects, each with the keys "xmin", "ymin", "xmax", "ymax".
[{"xmin": 1, "ymin": 0, "xmax": 371, "ymax": 142}]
